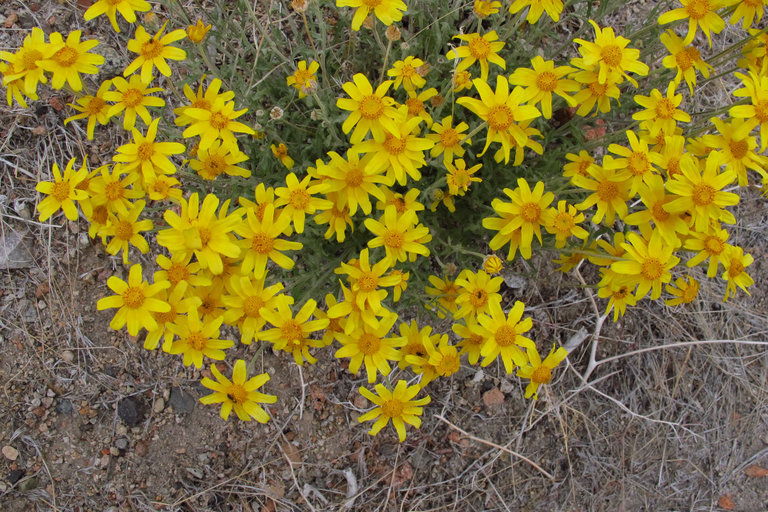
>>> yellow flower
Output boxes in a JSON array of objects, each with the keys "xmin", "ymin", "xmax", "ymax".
[
  {"xmin": 1, "ymin": 61, "xmax": 35, "ymax": 108},
  {"xmin": 186, "ymin": 19, "xmax": 212, "ymax": 43},
  {"xmin": 664, "ymin": 154, "xmax": 739, "ymax": 232},
  {"xmin": 452, "ymin": 69, "xmax": 473, "ymax": 92},
  {"xmin": 190, "ymin": 139, "xmax": 251, "ymax": 180},
  {"xmin": 720, "ymin": 245, "xmax": 754, "ymax": 300},
  {"xmin": 36, "ymin": 158, "xmax": 89, "ymax": 222},
  {"xmin": 0, "ymin": 27, "xmax": 54, "ymax": 100},
  {"xmin": 509, "ymin": 56, "xmax": 578, "ymax": 119},
  {"xmin": 314, "ymin": 151, "xmax": 387, "ymax": 215},
  {"xmin": 403, "ymin": 87, "xmax": 437, "ymax": 127},
  {"xmin": 604, "ymin": 130, "xmax": 664, "ymax": 198},
  {"xmin": 337, "ymin": 248, "xmax": 401, "ymax": 312},
  {"xmin": 357, "ymin": 380, "xmax": 430, "ymax": 442},
  {"xmin": 387, "ymin": 56, "xmax": 426, "ymax": 92},
  {"xmin": 144, "ymin": 281, "xmax": 200, "ymax": 352},
  {"xmin": 87, "ymin": 163, "xmax": 143, "ymax": 215},
  {"xmin": 482, "ymin": 255, "xmax": 503, "ymax": 274},
  {"xmin": 545, "ymin": 200, "xmax": 588, "ymax": 248},
  {"xmin": 597, "ymin": 271, "xmax": 638, "ymax": 321},
  {"xmin": 174, "ymin": 77, "xmax": 235, "ymax": 127},
  {"xmin": 571, "ymin": 69, "xmax": 621, "ymax": 116},
  {"xmin": 353, "ymin": 112, "xmax": 434, "ymax": 185},
  {"xmin": 286, "ymin": 60, "xmax": 319, "ymax": 98},
  {"xmin": 447, "ymin": 31, "xmax": 506, "ymax": 81},
  {"xmin": 364, "ymin": 205, "xmax": 431, "ymax": 265},
  {"xmin": 235, "ymin": 204, "xmax": 302, "ymax": 279},
  {"xmin": 84, "ymin": 0, "xmax": 151, "ymax": 33},
  {"xmin": 396, "ymin": 320, "xmax": 430, "ymax": 370},
  {"xmin": 64, "ymin": 79, "xmax": 113, "ymax": 139},
  {"xmin": 200, "ymin": 360, "xmax": 277, "ymax": 422},
  {"xmin": 103, "ymin": 200, "xmax": 153, "ymax": 264},
  {"xmin": 39, "ymin": 30, "xmax": 104, "ymax": 92},
  {"xmin": 474, "ymin": 0, "xmax": 501, "ymax": 18},
  {"xmin": 473, "ymin": 300, "xmax": 535, "ymax": 373},
  {"xmin": 388, "ymin": 269, "xmax": 409, "ymax": 302},
  {"xmin": 563, "ymin": 150, "xmax": 597, "ymax": 181},
  {"xmin": 104, "ymin": 74, "xmax": 165, "ymax": 130},
  {"xmin": 427, "ymin": 115, "xmax": 471, "ymax": 165},
  {"xmin": 457, "ymin": 76, "xmax": 541, "ymax": 164},
  {"xmin": 665, "ymin": 276, "xmax": 700, "ymax": 306},
  {"xmin": 611, "ymin": 230, "xmax": 680, "ymax": 300},
  {"xmin": 406, "ymin": 334, "xmax": 460, "ymax": 385},
  {"xmin": 517, "ymin": 345, "xmax": 568, "ymax": 399},
  {"xmin": 260, "ymin": 299, "xmax": 330, "ymax": 365},
  {"xmin": 154, "ymin": 253, "xmax": 211, "ymax": 289},
  {"xmin": 336, "ymin": 0, "xmax": 407, "ymax": 31},
  {"xmin": 124, "ymin": 22, "xmax": 187, "ymax": 82},
  {"xmin": 222, "ymin": 275, "xmax": 293, "ymax": 345},
  {"xmin": 632, "ymin": 82, "xmax": 691, "ymax": 137},
  {"xmin": 270, "ymin": 143, "xmax": 294, "ymax": 169},
  {"xmin": 113, "ymin": 118, "xmax": 186, "ymax": 185},
  {"xmin": 445, "ymin": 159, "xmax": 482, "ymax": 196},
  {"xmin": 454, "ymin": 269, "xmax": 503, "ymax": 320},
  {"xmin": 156, "ymin": 193, "xmax": 242, "ymax": 275},
  {"xmin": 658, "ymin": 0, "xmax": 727, "ymax": 47},
  {"xmin": 572, "ymin": 163, "xmax": 631, "ymax": 225},
  {"xmin": 183, "ymin": 98, "xmax": 255, "ymax": 151},
  {"xmin": 730, "ymin": 70, "xmax": 768, "ymax": 151},
  {"xmin": 702, "ymin": 117, "xmax": 766, "ymax": 186},
  {"xmin": 624, "ymin": 175, "xmax": 688, "ymax": 247},
  {"xmin": 336, "ymin": 73, "xmax": 399, "ymax": 143},
  {"xmin": 482, "ymin": 178, "xmax": 554, "ymax": 260},
  {"xmin": 96, "ymin": 263, "xmax": 170, "ymax": 336},
  {"xmin": 314, "ymin": 202, "xmax": 354, "ymax": 242},
  {"xmin": 425, "ymin": 274, "xmax": 460, "ymax": 318},
  {"xmin": 509, "ymin": 0, "xmax": 564, "ymax": 23},
  {"xmin": 274, "ymin": 172, "xmax": 331, "ymax": 233},
  {"xmin": 336, "ymin": 312, "xmax": 402, "ymax": 382},
  {"xmin": 572, "ymin": 20, "xmax": 649, "ymax": 87},
  {"xmin": 660, "ymin": 30, "xmax": 712, "ymax": 95},
  {"xmin": 683, "ymin": 226, "xmax": 730, "ymax": 277},
  {"xmin": 452, "ymin": 317, "xmax": 485, "ymax": 364},
  {"xmin": 376, "ymin": 187, "xmax": 425, "ymax": 213},
  {"xmin": 168, "ymin": 308, "xmax": 234, "ymax": 369}
]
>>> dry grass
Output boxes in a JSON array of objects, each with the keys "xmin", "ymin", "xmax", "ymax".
[{"xmin": 1, "ymin": 0, "xmax": 767, "ymax": 511}]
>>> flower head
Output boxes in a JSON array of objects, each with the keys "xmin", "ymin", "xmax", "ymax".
[
  {"xmin": 200, "ymin": 360, "xmax": 277, "ymax": 422},
  {"xmin": 96, "ymin": 263, "xmax": 170, "ymax": 336},
  {"xmin": 357, "ymin": 380, "xmax": 430, "ymax": 442},
  {"xmin": 84, "ymin": 0, "xmax": 151, "ymax": 32},
  {"xmin": 124, "ymin": 22, "xmax": 187, "ymax": 82}
]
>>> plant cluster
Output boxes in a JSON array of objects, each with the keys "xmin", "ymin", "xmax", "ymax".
[{"xmin": 3, "ymin": 0, "xmax": 765, "ymax": 442}]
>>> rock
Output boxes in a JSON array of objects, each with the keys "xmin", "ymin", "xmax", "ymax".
[
  {"xmin": 115, "ymin": 438, "xmax": 128, "ymax": 450},
  {"xmin": 55, "ymin": 399, "xmax": 73, "ymax": 414},
  {"xmin": 134, "ymin": 440, "xmax": 149, "ymax": 457},
  {"xmin": 7, "ymin": 469, "xmax": 24, "ymax": 484},
  {"xmin": 2, "ymin": 445, "xmax": 18, "ymax": 461},
  {"xmin": 61, "ymin": 350, "xmax": 74, "ymax": 363},
  {"xmin": 186, "ymin": 467, "xmax": 203, "ymax": 479},
  {"xmin": 109, "ymin": 447, "xmax": 119, "ymax": 456},
  {"xmin": 41, "ymin": 397, "xmax": 53, "ymax": 408},
  {"xmin": 168, "ymin": 387, "xmax": 195, "ymax": 414},
  {"xmin": 152, "ymin": 398, "xmax": 165, "ymax": 414},
  {"xmin": 0, "ymin": 230, "xmax": 33, "ymax": 269},
  {"xmin": 117, "ymin": 397, "xmax": 142, "ymax": 427},
  {"xmin": 18, "ymin": 299, "xmax": 36, "ymax": 323},
  {"xmin": 482, "ymin": 387, "xmax": 505, "ymax": 408},
  {"xmin": 18, "ymin": 476, "xmax": 38, "ymax": 492}
]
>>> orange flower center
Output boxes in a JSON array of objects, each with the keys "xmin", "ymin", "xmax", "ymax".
[
  {"xmin": 596, "ymin": 180, "xmax": 618, "ymax": 201},
  {"xmin": 87, "ymin": 96, "xmax": 107, "ymax": 115},
  {"xmin": 137, "ymin": 142, "xmax": 154, "ymax": 161},
  {"xmin": 192, "ymin": 98, "xmax": 211, "ymax": 110},
  {"xmin": 399, "ymin": 63, "xmax": 416, "ymax": 78},
  {"xmin": 577, "ymin": 159, "xmax": 592, "ymax": 175},
  {"xmin": 51, "ymin": 181, "xmax": 70, "ymax": 202},
  {"xmin": 535, "ymin": 71, "xmax": 558, "ymax": 92},
  {"xmin": 520, "ymin": 202, "xmax": 541, "ymax": 223},
  {"xmin": 226, "ymin": 384, "xmax": 248, "ymax": 404},
  {"xmin": 666, "ymin": 159, "xmax": 681, "ymax": 178},
  {"xmin": 685, "ymin": 0, "xmax": 710, "ymax": 20},
  {"xmin": 202, "ymin": 154, "xmax": 227, "ymax": 178},
  {"xmin": 600, "ymin": 45, "xmax": 623, "ymax": 67},
  {"xmin": 727, "ymin": 259, "xmax": 744, "ymax": 278},
  {"xmin": 436, "ymin": 353, "xmax": 460, "ymax": 376},
  {"xmin": 114, "ymin": 220, "xmax": 134, "ymax": 240},
  {"xmin": 627, "ymin": 151, "xmax": 649, "ymax": 175},
  {"xmin": 345, "ymin": 167, "xmax": 364, "ymax": 187},
  {"xmin": 22, "ymin": 49, "xmax": 43, "ymax": 71},
  {"xmin": 384, "ymin": 230, "xmax": 404, "ymax": 249},
  {"xmin": 468, "ymin": 36, "xmax": 491, "ymax": 60},
  {"xmin": 281, "ymin": 320, "xmax": 304, "ymax": 346},
  {"xmin": 105, "ymin": 180, "xmax": 124, "ymax": 201},
  {"xmin": 675, "ymin": 50, "xmax": 693, "ymax": 70},
  {"xmin": 289, "ymin": 189, "xmax": 310, "ymax": 210},
  {"xmin": 405, "ymin": 98, "xmax": 424, "ymax": 116},
  {"xmin": 553, "ymin": 212, "xmax": 574, "ymax": 233},
  {"xmin": 532, "ymin": 365, "xmax": 552, "ymax": 384},
  {"xmin": 754, "ymin": 100, "xmax": 768, "ymax": 123},
  {"xmin": 358, "ymin": 332, "xmax": 381, "ymax": 355},
  {"xmin": 140, "ymin": 40, "xmax": 163, "ymax": 60},
  {"xmin": 450, "ymin": 168, "xmax": 471, "ymax": 189},
  {"xmin": 651, "ymin": 200, "xmax": 670, "ymax": 222},
  {"xmin": 154, "ymin": 305, "xmax": 177, "ymax": 325},
  {"xmin": 729, "ymin": 139, "xmax": 748, "ymax": 159},
  {"xmin": 167, "ymin": 263, "xmax": 190, "ymax": 285},
  {"xmin": 613, "ymin": 285, "xmax": 630, "ymax": 300},
  {"xmin": 381, "ymin": 398, "xmax": 403, "ymax": 418},
  {"xmin": 486, "ymin": 105, "xmax": 514, "ymax": 131},
  {"xmin": 357, "ymin": 271, "xmax": 379, "ymax": 292},
  {"xmin": 209, "ymin": 111, "xmax": 229, "ymax": 130},
  {"xmin": 468, "ymin": 288, "xmax": 488, "ymax": 308},
  {"xmin": 243, "ymin": 296, "xmax": 265, "ymax": 318},
  {"xmin": 358, "ymin": 95, "xmax": 384, "ymax": 120},
  {"xmin": 121, "ymin": 286, "xmax": 145, "ymax": 309},
  {"xmin": 588, "ymin": 81, "xmax": 607, "ymax": 97},
  {"xmin": 654, "ymin": 98, "xmax": 676, "ymax": 119},
  {"xmin": 54, "ymin": 46, "xmax": 78, "ymax": 67},
  {"xmin": 92, "ymin": 205, "xmax": 109, "ymax": 224},
  {"xmin": 440, "ymin": 128, "xmax": 460, "ymax": 148},
  {"xmin": 691, "ymin": 183, "xmax": 715, "ymax": 206},
  {"xmin": 641, "ymin": 258, "xmax": 664, "ymax": 281},
  {"xmin": 123, "ymin": 88, "xmax": 144, "ymax": 108},
  {"xmin": 383, "ymin": 134, "xmax": 407, "ymax": 155},
  {"xmin": 251, "ymin": 232, "xmax": 275, "ymax": 254},
  {"xmin": 704, "ymin": 235, "xmax": 725, "ymax": 255},
  {"xmin": 495, "ymin": 324, "xmax": 516, "ymax": 347},
  {"xmin": 187, "ymin": 332, "xmax": 207, "ymax": 351},
  {"xmin": 198, "ymin": 227, "xmax": 212, "ymax": 247}
]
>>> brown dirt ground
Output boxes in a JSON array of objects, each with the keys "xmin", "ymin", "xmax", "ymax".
[{"xmin": 1, "ymin": 1, "xmax": 768, "ymax": 511}]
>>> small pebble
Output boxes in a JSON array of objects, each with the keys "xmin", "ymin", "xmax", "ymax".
[
  {"xmin": 115, "ymin": 438, "xmax": 128, "ymax": 450},
  {"xmin": 59, "ymin": 349, "xmax": 73, "ymax": 363},
  {"xmin": 2, "ymin": 445, "xmax": 19, "ymax": 461},
  {"xmin": 30, "ymin": 398, "xmax": 41, "ymax": 408},
  {"xmin": 153, "ymin": 398, "xmax": 165, "ymax": 414},
  {"xmin": 109, "ymin": 447, "xmax": 119, "ymax": 456}
]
